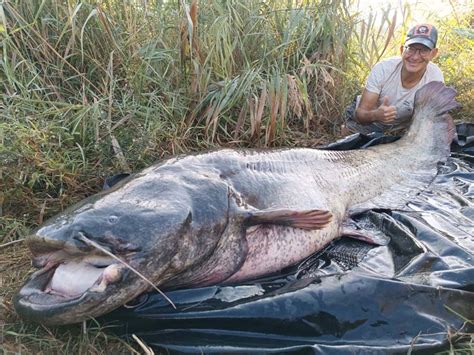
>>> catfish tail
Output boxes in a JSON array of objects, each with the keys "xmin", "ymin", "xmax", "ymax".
[
  {"xmin": 413, "ymin": 81, "xmax": 459, "ymax": 116},
  {"xmin": 406, "ymin": 81, "xmax": 459, "ymax": 147}
]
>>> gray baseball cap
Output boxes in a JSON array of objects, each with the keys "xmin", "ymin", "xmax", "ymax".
[{"xmin": 405, "ymin": 24, "xmax": 438, "ymax": 49}]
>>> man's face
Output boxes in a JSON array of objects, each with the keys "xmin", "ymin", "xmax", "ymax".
[{"xmin": 400, "ymin": 44, "xmax": 438, "ymax": 74}]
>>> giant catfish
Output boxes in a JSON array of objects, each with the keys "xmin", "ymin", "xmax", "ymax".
[{"xmin": 14, "ymin": 81, "xmax": 458, "ymax": 325}]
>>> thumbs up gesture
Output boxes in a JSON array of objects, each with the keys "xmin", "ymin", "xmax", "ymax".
[{"xmin": 375, "ymin": 96, "xmax": 397, "ymax": 123}]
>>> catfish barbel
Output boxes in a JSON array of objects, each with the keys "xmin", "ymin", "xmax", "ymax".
[{"xmin": 14, "ymin": 81, "xmax": 458, "ymax": 325}]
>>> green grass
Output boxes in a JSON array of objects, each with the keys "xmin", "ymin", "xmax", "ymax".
[{"xmin": 1, "ymin": 0, "xmax": 473, "ymax": 353}]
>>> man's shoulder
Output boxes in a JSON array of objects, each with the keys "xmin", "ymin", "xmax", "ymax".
[
  {"xmin": 426, "ymin": 62, "xmax": 444, "ymax": 82},
  {"xmin": 370, "ymin": 57, "xmax": 402, "ymax": 79},
  {"xmin": 427, "ymin": 61, "xmax": 443, "ymax": 73},
  {"xmin": 373, "ymin": 56, "xmax": 402, "ymax": 70}
]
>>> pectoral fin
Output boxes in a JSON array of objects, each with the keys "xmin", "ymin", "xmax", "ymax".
[{"xmin": 247, "ymin": 208, "xmax": 332, "ymax": 230}]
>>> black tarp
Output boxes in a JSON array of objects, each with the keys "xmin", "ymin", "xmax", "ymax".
[{"xmin": 101, "ymin": 124, "xmax": 474, "ymax": 354}]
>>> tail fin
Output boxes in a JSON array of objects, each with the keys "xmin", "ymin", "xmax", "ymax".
[{"xmin": 414, "ymin": 81, "xmax": 459, "ymax": 116}]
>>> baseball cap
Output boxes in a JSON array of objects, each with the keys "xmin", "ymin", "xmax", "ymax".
[{"xmin": 404, "ymin": 24, "xmax": 438, "ymax": 49}]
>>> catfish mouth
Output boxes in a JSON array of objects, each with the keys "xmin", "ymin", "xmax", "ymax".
[
  {"xmin": 14, "ymin": 251, "xmax": 125, "ymax": 323},
  {"xmin": 40, "ymin": 255, "xmax": 120, "ymax": 300}
]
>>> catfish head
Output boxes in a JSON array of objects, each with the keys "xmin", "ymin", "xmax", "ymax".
[{"xmin": 14, "ymin": 167, "xmax": 230, "ymax": 325}]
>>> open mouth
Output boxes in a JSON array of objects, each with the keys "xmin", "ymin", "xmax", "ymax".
[
  {"xmin": 14, "ymin": 247, "xmax": 143, "ymax": 324},
  {"xmin": 45, "ymin": 256, "xmax": 122, "ymax": 298},
  {"xmin": 18, "ymin": 254, "xmax": 124, "ymax": 306}
]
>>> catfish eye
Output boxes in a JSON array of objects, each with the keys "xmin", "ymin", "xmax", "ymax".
[{"xmin": 108, "ymin": 215, "xmax": 119, "ymax": 224}]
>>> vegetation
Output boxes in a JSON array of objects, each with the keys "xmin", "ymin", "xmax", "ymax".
[{"xmin": 1, "ymin": 0, "xmax": 472, "ymax": 352}]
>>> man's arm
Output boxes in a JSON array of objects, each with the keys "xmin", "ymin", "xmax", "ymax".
[{"xmin": 355, "ymin": 89, "xmax": 397, "ymax": 125}]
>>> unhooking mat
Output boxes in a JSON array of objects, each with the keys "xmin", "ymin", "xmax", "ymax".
[{"xmin": 100, "ymin": 124, "xmax": 474, "ymax": 354}]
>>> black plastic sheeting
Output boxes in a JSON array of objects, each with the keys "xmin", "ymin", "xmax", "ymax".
[{"xmin": 101, "ymin": 124, "xmax": 474, "ymax": 354}]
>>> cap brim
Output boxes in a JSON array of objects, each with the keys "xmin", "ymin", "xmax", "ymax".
[{"xmin": 405, "ymin": 38, "xmax": 435, "ymax": 49}]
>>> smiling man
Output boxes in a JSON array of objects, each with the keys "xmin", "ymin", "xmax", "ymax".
[{"xmin": 343, "ymin": 24, "xmax": 444, "ymax": 135}]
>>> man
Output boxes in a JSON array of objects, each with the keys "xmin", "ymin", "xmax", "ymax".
[{"xmin": 343, "ymin": 24, "xmax": 444, "ymax": 135}]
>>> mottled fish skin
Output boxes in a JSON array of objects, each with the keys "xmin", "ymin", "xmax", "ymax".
[
  {"xmin": 14, "ymin": 82, "xmax": 458, "ymax": 325},
  {"xmin": 157, "ymin": 134, "xmax": 446, "ymax": 284}
]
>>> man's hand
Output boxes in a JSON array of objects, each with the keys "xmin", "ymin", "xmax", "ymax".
[
  {"xmin": 374, "ymin": 96, "xmax": 397, "ymax": 123},
  {"xmin": 355, "ymin": 90, "xmax": 398, "ymax": 125}
]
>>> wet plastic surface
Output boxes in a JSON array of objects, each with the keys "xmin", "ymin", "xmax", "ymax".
[{"xmin": 101, "ymin": 124, "xmax": 474, "ymax": 353}]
